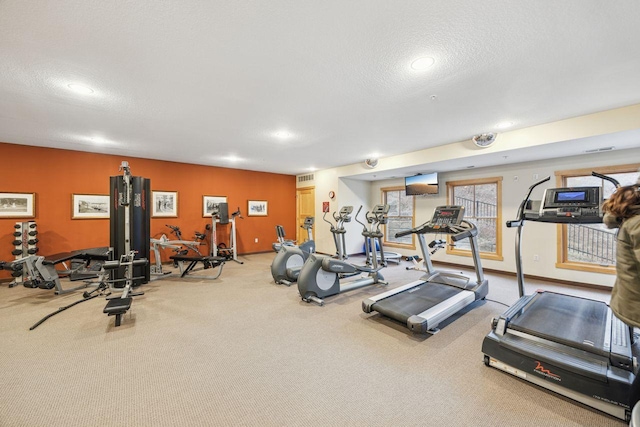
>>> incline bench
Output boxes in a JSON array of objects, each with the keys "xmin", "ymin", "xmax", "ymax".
[
  {"xmin": 11, "ymin": 247, "xmax": 112, "ymax": 294},
  {"xmin": 169, "ymin": 255, "xmax": 226, "ymax": 279}
]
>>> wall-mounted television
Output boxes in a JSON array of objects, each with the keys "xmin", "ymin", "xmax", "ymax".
[{"xmin": 405, "ymin": 172, "xmax": 438, "ymax": 196}]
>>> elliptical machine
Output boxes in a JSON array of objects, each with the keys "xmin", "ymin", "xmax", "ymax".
[
  {"xmin": 270, "ymin": 217, "xmax": 315, "ymax": 286},
  {"xmin": 324, "ymin": 206, "xmax": 353, "ymax": 260},
  {"xmin": 297, "ymin": 205, "xmax": 389, "ymax": 306}
]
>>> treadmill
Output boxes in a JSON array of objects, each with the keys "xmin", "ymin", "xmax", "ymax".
[
  {"xmin": 482, "ymin": 173, "xmax": 636, "ymax": 421},
  {"xmin": 362, "ymin": 205, "xmax": 489, "ymax": 334}
]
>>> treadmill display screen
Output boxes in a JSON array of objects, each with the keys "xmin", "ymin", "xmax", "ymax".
[{"xmin": 555, "ymin": 191, "xmax": 587, "ymax": 203}]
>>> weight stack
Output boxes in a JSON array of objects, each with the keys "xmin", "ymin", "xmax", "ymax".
[
  {"xmin": 11, "ymin": 221, "xmax": 37, "ymax": 285},
  {"xmin": 109, "ymin": 174, "xmax": 151, "ymax": 287}
]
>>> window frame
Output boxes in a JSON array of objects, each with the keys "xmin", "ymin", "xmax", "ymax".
[
  {"xmin": 381, "ymin": 186, "xmax": 415, "ymax": 250},
  {"xmin": 446, "ymin": 177, "xmax": 503, "ymax": 261},
  {"xmin": 555, "ymin": 163, "xmax": 640, "ymax": 275}
]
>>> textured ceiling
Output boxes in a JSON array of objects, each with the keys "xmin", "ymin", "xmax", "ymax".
[{"xmin": 1, "ymin": 1, "xmax": 640, "ymax": 176}]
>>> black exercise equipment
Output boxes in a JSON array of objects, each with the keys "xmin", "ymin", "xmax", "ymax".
[
  {"xmin": 363, "ymin": 205, "xmax": 488, "ymax": 334},
  {"xmin": 169, "ymin": 255, "xmax": 226, "ymax": 279},
  {"xmin": 105, "ymin": 161, "xmax": 150, "ymax": 326},
  {"xmin": 481, "ymin": 172, "xmax": 636, "ymax": 421},
  {"xmin": 109, "ymin": 161, "xmax": 150, "ymax": 286}
]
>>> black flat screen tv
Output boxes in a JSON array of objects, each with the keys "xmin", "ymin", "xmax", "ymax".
[{"xmin": 405, "ymin": 173, "xmax": 438, "ymax": 196}]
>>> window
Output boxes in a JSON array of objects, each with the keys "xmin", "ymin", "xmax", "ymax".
[
  {"xmin": 446, "ymin": 177, "xmax": 503, "ymax": 260},
  {"xmin": 557, "ymin": 164, "xmax": 640, "ymax": 273},
  {"xmin": 381, "ymin": 187, "xmax": 415, "ymax": 249}
]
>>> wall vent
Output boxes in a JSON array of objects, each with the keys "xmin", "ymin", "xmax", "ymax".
[
  {"xmin": 298, "ymin": 174, "xmax": 314, "ymax": 183},
  {"xmin": 584, "ymin": 146, "xmax": 615, "ymax": 153}
]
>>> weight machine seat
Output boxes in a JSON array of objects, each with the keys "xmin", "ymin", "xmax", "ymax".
[
  {"xmin": 42, "ymin": 247, "xmax": 112, "ymax": 265},
  {"xmin": 104, "ymin": 297, "xmax": 132, "ymax": 327}
]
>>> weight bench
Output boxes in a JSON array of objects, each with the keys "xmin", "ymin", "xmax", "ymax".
[
  {"xmin": 169, "ymin": 255, "xmax": 226, "ymax": 279},
  {"xmin": 104, "ymin": 297, "xmax": 132, "ymax": 327}
]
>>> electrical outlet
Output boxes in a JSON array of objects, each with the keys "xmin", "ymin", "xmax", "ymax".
[
  {"xmin": 533, "ymin": 254, "xmax": 539, "ymax": 262},
  {"xmin": 254, "ymin": 238, "xmax": 258, "ymax": 243}
]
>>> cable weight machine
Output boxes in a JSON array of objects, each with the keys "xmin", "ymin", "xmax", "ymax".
[{"xmin": 104, "ymin": 161, "xmax": 150, "ymax": 326}]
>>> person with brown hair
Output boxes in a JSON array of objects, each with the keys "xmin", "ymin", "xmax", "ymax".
[{"xmin": 602, "ymin": 178, "xmax": 640, "ymax": 408}]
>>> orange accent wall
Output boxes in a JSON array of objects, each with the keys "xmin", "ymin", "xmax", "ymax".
[{"xmin": 0, "ymin": 142, "xmax": 296, "ymax": 278}]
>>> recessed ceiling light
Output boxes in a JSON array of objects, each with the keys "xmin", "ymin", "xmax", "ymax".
[
  {"xmin": 67, "ymin": 84, "xmax": 94, "ymax": 94},
  {"xmin": 495, "ymin": 121, "xmax": 513, "ymax": 129},
  {"xmin": 274, "ymin": 130, "xmax": 292, "ymax": 139},
  {"xmin": 223, "ymin": 155, "xmax": 242, "ymax": 162},
  {"xmin": 307, "ymin": 167, "xmax": 317, "ymax": 172},
  {"xmin": 410, "ymin": 57, "xmax": 435, "ymax": 70}
]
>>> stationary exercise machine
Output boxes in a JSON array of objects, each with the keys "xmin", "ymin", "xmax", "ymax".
[
  {"xmin": 104, "ymin": 161, "xmax": 150, "ymax": 326},
  {"xmin": 323, "ymin": 205, "xmax": 353, "ymax": 260},
  {"xmin": 209, "ymin": 203, "xmax": 244, "ymax": 264},
  {"xmin": 481, "ymin": 172, "xmax": 636, "ymax": 421},
  {"xmin": 8, "ymin": 247, "xmax": 112, "ymax": 294},
  {"xmin": 270, "ymin": 217, "xmax": 315, "ymax": 286},
  {"xmin": 272, "ymin": 225, "xmax": 296, "ymax": 252},
  {"xmin": 362, "ymin": 205, "xmax": 488, "ymax": 333},
  {"xmin": 297, "ymin": 205, "xmax": 388, "ymax": 306}
]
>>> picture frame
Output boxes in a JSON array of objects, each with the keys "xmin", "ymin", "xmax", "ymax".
[
  {"xmin": 152, "ymin": 191, "xmax": 178, "ymax": 218},
  {"xmin": 0, "ymin": 192, "xmax": 36, "ymax": 218},
  {"xmin": 72, "ymin": 194, "xmax": 109, "ymax": 219},
  {"xmin": 203, "ymin": 195, "xmax": 227, "ymax": 217},
  {"xmin": 247, "ymin": 200, "xmax": 268, "ymax": 217}
]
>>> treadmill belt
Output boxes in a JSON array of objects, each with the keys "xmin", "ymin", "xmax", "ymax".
[
  {"xmin": 372, "ymin": 282, "xmax": 462, "ymax": 324},
  {"xmin": 509, "ymin": 292, "xmax": 609, "ymax": 355}
]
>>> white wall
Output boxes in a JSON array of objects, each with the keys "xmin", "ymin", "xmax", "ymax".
[
  {"xmin": 368, "ymin": 147, "xmax": 640, "ymax": 287},
  {"xmin": 307, "ymin": 170, "xmax": 374, "ymax": 256}
]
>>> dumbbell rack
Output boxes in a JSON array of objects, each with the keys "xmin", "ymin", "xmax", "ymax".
[{"xmin": 10, "ymin": 221, "xmax": 38, "ymax": 286}]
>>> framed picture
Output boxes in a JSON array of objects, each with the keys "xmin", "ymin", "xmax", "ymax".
[
  {"xmin": 203, "ymin": 195, "xmax": 227, "ymax": 217},
  {"xmin": 152, "ymin": 190, "xmax": 178, "ymax": 218},
  {"xmin": 247, "ymin": 200, "xmax": 268, "ymax": 216},
  {"xmin": 0, "ymin": 192, "xmax": 36, "ymax": 218},
  {"xmin": 72, "ymin": 194, "xmax": 109, "ymax": 219}
]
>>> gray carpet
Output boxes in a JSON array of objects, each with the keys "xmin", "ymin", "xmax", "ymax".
[{"xmin": 0, "ymin": 253, "xmax": 626, "ymax": 426}]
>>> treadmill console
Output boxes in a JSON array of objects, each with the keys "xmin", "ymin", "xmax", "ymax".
[
  {"xmin": 430, "ymin": 206, "xmax": 465, "ymax": 228},
  {"xmin": 538, "ymin": 187, "xmax": 603, "ymax": 223}
]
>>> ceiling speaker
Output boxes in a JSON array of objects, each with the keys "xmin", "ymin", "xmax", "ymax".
[
  {"xmin": 364, "ymin": 158, "xmax": 378, "ymax": 168},
  {"xmin": 472, "ymin": 133, "xmax": 497, "ymax": 148}
]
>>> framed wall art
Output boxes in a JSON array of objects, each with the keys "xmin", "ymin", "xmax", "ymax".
[
  {"xmin": 203, "ymin": 195, "xmax": 227, "ymax": 217},
  {"xmin": 0, "ymin": 192, "xmax": 36, "ymax": 218},
  {"xmin": 247, "ymin": 200, "xmax": 268, "ymax": 217},
  {"xmin": 152, "ymin": 190, "xmax": 178, "ymax": 218},
  {"xmin": 72, "ymin": 194, "xmax": 109, "ymax": 219}
]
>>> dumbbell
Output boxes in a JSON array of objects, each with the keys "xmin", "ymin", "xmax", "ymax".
[
  {"xmin": 14, "ymin": 224, "xmax": 21, "ymax": 229},
  {"xmin": 27, "ymin": 248, "xmax": 39, "ymax": 254},
  {"xmin": 11, "ymin": 270, "xmax": 22, "ymax": 277},
  {"xmin": 23, "ymin": 280, "xmax": 39, "ymax": 288},
  {"xmin": 28, "ymin": 239, "xmax": 38, "ymax": 245},
  {"xmin": 12, "ymin": 240, "xmax": 22, "ymax": 246},
  {"xmin": 12, "ymin": 249, "xmax": 23, "ymax": 256},
  {"xmin": 28, "ymin": 223, "xmax": 36, "ymax": 229},
  {"xmin": 38, "ymin": 281, "xmax": 55, "ymax": 290},
  {"xmin": 13, "ymin": 232, "xmax": 22, "ymax": 237},
  {"xmin": 28, "ymin": 230, "xmax": 38, "ymax": 236}
]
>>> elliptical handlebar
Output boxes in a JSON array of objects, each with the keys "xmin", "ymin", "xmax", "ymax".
[
  {"xmin": 322, "ymin": 211, "xmax": 334, "ymax": 230},
  {"xmin": 353, "ymin": 206, "xmax": 365, "ymax": 230}
]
